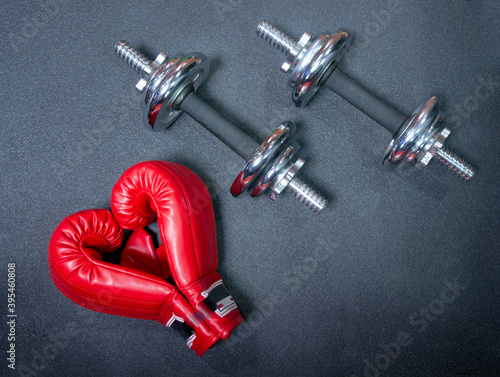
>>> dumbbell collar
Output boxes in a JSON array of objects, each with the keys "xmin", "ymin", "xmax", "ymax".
[
  {"xmin": 230, "ymin": 122, "xmax": 304, "ymax": 201},
  {"xmin": 135, "ymin": 52, "xmax": 210, "ymax": 132},
  {"xmin": 383, "ymin": 96, "xmax": 449, "ymax": 168},
  {"xmin": 284, "ymin": 31, "xmax": 352, "ymax": 107}
]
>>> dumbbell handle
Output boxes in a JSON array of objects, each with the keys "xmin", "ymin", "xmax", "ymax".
[
  {"xmin": 325, "ymin": 69, "xmax": 475, "ymax": 179},
  {"xmin": 114, "ymin": 40, "xmax": 258, "ymax": 160},
  {"xmin": 325, "ymin": 69, "xmax": 407, "ymax": 134},
  {"xmin": 180, "ymin": 92, "xmax": 259, "ymax": 160},
  {"xmin": 179, "ymin": 92, "xmax": 327, "ymax": 212},
  {"xmin": 115, "ymin": 41, "xmax": 328, "ymax": 212},
  {"xmin": 257, "ymin": 21, "xmax": 407, "ymax": 134},
  {"xmin": 257, "ymin": 21, "xmax": 476, "ymax": 181}
]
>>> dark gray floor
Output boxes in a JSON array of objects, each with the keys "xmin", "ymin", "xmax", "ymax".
[{"xmin": 1, "ymin": 1, "xmax": 499, "ymax": 376}]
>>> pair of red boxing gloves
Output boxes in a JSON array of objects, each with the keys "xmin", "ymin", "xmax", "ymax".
[{"xmin": 48, "ymin": 161, "xmax": 244, "ymax": 355}]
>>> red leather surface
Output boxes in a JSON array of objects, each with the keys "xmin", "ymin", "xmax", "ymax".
[
  {"xmin": 111, "ymin": 161, "xmax": 243, "ymax": 339},
  {"xmin": 48, "ymin": 209, "xmax": 218, "ymax": 355},
  {"xmin": 111, "ymin": 161, "xmax": 218, "ymax": 287},
  {"xmin": 121, "ymin": 229, "xmax": 171, "ymax": 279}
]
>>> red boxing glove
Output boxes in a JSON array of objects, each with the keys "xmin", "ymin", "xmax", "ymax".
[
  {"xmin": 48, "ymin": 209, "xmax": 219, "ymax": 356},
  {"xmin": 111, "ymin": 161, "xmax": 244, "ymax": 340},
  {"xmin": 120, "ymin": 228, "xmax": 171, "ymax": 280}
]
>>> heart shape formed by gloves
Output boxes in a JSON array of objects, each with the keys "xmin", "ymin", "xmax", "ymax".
[
  {"xmin": 49, "ymin": 208, "xmax": 218, "ymax": 355},
  {"xmin": 111, "ymin": 161, "xmax": 243, "ymax": 340}
]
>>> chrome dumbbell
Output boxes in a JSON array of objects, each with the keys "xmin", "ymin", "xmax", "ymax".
[
  {"xmin": 257, "ymin": 21, "xmax": 476, "ymax": 181},
  {"xmin": 114, "ymin": 41, "xmax": 327, "ymax": 214}
]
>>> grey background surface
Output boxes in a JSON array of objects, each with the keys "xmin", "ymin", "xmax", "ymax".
[{"xmin": 1, "ymin": 1, "xmax": 499, "ymax": 376}]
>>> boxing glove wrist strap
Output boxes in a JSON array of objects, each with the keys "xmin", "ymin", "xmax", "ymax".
[
  {"xmin": 165, "ymin": 314, "xmax": 196, "ymax": 348},
  {"xmin": 202, "ymin": 280, "xmax": 238, "ymax": 318}
]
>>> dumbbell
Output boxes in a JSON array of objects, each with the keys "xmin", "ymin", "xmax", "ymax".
[
  {"xmin": 257, "ymin": 21, "xmax": 476, "ymax": 181},
  {"xmin": 114, "ymin": 41, "xmax": 327, "ymax": 214}
]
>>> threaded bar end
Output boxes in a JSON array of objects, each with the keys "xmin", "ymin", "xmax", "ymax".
[
  {"xmin": 435, "ymin": 147, "xmax": 476, "ymax": 181},
  {"xmin": 286, "ymin": 178, "xmax": 327, "ymax": 214},
  {"xmin": 114, "ymin": 41, "xmax": 152, "ymax": 76},
  {"xmin": 257, "ymin": 21, "xmax": 297, "ymax": 55}
]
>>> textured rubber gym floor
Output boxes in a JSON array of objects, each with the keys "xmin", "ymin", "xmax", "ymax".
[{"xmin": 1, "ymin": 1, "xmax": 499, "ymax": 376}]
